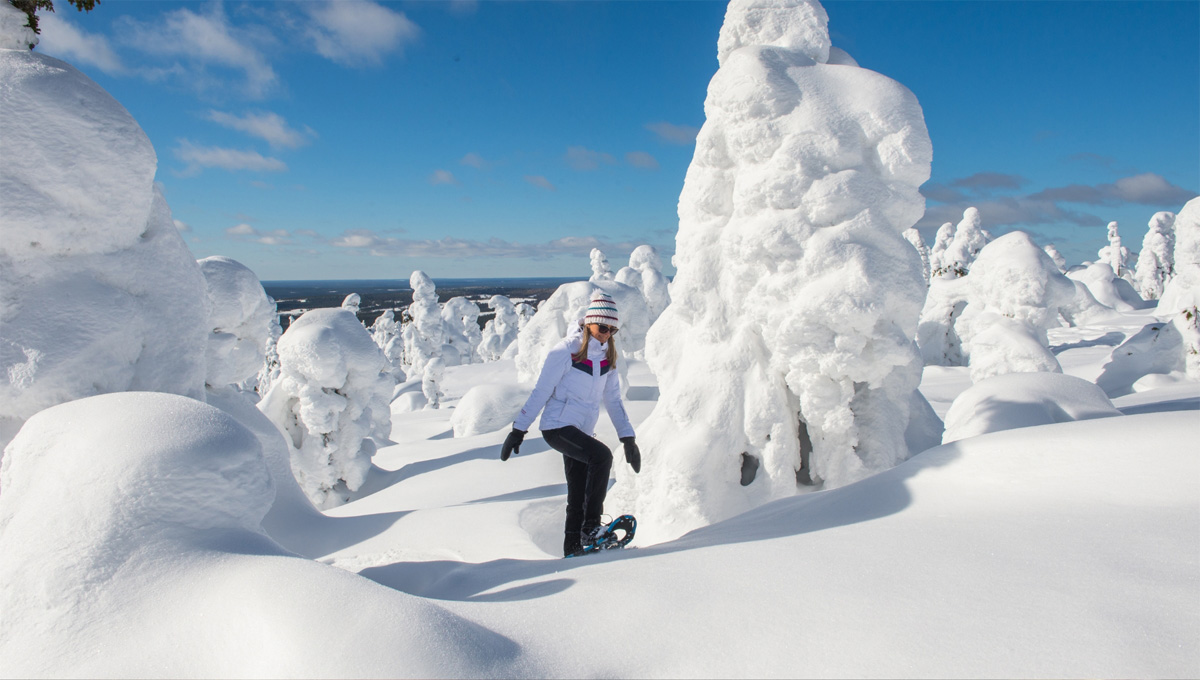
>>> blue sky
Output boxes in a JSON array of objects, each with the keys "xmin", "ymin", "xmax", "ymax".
[{"xmin": 36, "ymin": 0, "xmax": 1199, "ymax": 281}]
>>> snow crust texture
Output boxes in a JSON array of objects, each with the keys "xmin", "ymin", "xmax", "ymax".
[
  {"xmin": 613, "ymin": 0, "xmax": 934, "ymax": 543},
  {"xmin": 260, "ymin": 308, "xmax": 393, "ymax": 509},
  {"xmin": 0, "ymin": 46, "xmax": 208, "ymax": 446}
]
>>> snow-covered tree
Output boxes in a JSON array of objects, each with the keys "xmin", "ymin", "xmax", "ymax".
[
  {"xmin": 514, "ymin": 302, "xmax": 535, "ymax": 329},
  {"xmin": 256, "ymin": 309, "xmax": 283, "ymax": 395},
  {"xmin": 197, "ymin": 256, "xmax": 277, "ymax": 393},
  {"xmin": 902, "ymin": 227, "xmax": 932, "ymax": 286},
  {"xmin": 590, "ymin": 248, "xmax": 614, "ymax": 281},
  {"xmin": 441, "ymin": 296, "xmax": 482, "ymax": 365},
  {"xmin": 609, "ymin": 0, "xmax": 938, "ymax": 544},
  {"xmin": 341, "ymin": 293, "xmax": 361, "ymax": 314},
  {"xmin": 616, "ymin": 244, "xmax": 672, "ymax": 322},
  {"xmin": 478, "ymin": 295, "xmax": 520, "ymax": 362},
  {"xmin": 1134, "ymin": 211, "xmax": 1176, "ymax": 300},
  {"xmin": 369, "ymin": 310, "xmax": 405, "ymax": 382},
  {"xmin": 422, "ymin": 356, "xmax": 445, "ymax": 409},
  {"xmin": 1097, "ymin": 220, "xmax": 1134, "ymax": 281},
  {"xmin": 1043, "ymin": 243, "xmax": 1068, "ymax": 273},
  {"xmin": 1157, "ymin": 198, "xmax": 1200, "ymax": 378},
  {"xmin": 402, "ymin": 270, "xmax": 444, "ymax": 377},
  {"xmin": 260, "ymin": 308, "xmax": 393, "ymax": 509},
  {"xmin": 1068, "ymin": 262, "xmax": 1145, "ymax": 311},
  {"xmin": 0, "ymin": 32, "xmax": 208, "ymax": 446},
  {"xmin": 928, "ymin": 221, "xmax": 955, "ymax": 278},
  {"xmin": 942, "ymin": 207, "xmax": 989, "ymax": 278}
]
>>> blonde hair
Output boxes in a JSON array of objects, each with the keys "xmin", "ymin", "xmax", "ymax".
[{"xmin": 573, "ymin": 324, "xmax": 618, "ymax": 366}]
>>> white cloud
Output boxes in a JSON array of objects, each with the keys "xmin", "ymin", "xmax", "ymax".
[
  {"xmin": 205, "ymin": 110, "xmax": 316, "ymax": 149},
  {"xmin": 565, "ymin": 146, "xmax": 616, "ymax": 171},
  {"xmin": 626, "ymin": 151, "xmax": 660, "ymax": 170},
  {"xmin": 225, "ymin": 223, "xmax": 294, "ymax": 246},
  {"xmin": 460, "ymin": 152, "xmax": 487, "ymax": 169},
  {"xmin": 303, "ymin": 0, "xmax": 420, "ymax": 68},
  {"xmin": 524, "ymin": 175, "xmax": 556, "ymax": 192},
  {"xmin": 646, "ymin": 121, "xmax": 700, "ymax": 145},
  {"xmin": 430, "ymin": 169, "xmax": 458, "ymax": 185},
  {"xmin": 175, "ymin": 140, "xmax": 287, "ymax": 175},
  {"xmin": 37, "ymin": 13, "xmax": 124, "ymax": 75},
  {"xmin": 226, "ymin": 223, "xmax": 256, "ymax": 236},
  {"xmin": 119, "ymin": 6, "xmax": 277, "ymax": 98},
  {"xmin": 173, "ymin": 219, "xmax": 191, "ymax": 232},
  {"xmin": 1029, "ymin": 173, "xmax": 1196, "ymax": 206},
  {"xmin": 328, "ymin": 228, "xmax": 650, "ymax": 260}
]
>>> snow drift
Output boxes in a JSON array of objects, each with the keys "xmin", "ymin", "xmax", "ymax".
[
  {"xmin": 0, "ymin": 32, "xmax": 208, "ymax": 447},
  {"xmin": 612, "ymin": 0, "xmax": 936, "ymax": 544}
]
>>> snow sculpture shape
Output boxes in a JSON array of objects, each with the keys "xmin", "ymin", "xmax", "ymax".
[
  {"xmin": 1134, "ymin": 212, "xmax": 1176, "ymax": 300},
  {"xmin": 942, "ymin": 372, "xmax": 1120, "ymax": 443},
  {"xmin": 478, "ymin": 295, "xmax": 521, "ymax": 362},
  {"xmin": 903, "ymin": 227, "xmax": 932, "ymax": 286},
  {"xmin": 1156, "ymin": 197, "xmax": 1200, "ymax": 378},
  {"xmin": 0, "ymin": 35, "xmax": 208, "ymax": 447},
  {"xmin": 919, "ymin": 232, "xmax": 1076, "ymax": 381},
  {"xmin": 260, "ymin": 308, "xmax": 393, "ymax": 509},
  {"xmin": 441, "ymin": 297, "xmax": 482, "ymax": 366},
  {"xmin": 403, "ymin": 270, "xmax": 445, "ymax": 377},
  {"xmin": 198, "ymin": 256, "xmax": 277, "ymax": 390},
  {"xmin": 341, "ymin": 293, "xmax": 362, "ymax": 314},
  {"xmin": 615, "ymin": 245, "xmax": 673, "ymax": 323},
  {"xmin": 610, "ymin": 0, "xmax": 934, "ymax": 543},
  {"xmin": 1095, "ymin": 320, "xmax": 1189, "ymax": 397},
  {"xmin": 1097, "ymin": 221, "xmax": 1132, "ymax": 280}
]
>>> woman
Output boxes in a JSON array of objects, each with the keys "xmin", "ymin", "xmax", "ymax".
[{"xmin": 499, "ymin": 291, "xmax": 641, "ymax": 557}]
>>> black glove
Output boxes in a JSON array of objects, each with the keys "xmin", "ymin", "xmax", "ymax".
[
  {"xmin": 500, "ymin": 429, "xmax": 526, "ymax": 461},
  {"xmin": 620, "ymin": 436, "xmax": 641, "ymax": 473}
]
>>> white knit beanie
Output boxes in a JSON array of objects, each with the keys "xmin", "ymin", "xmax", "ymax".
[{"xmin": 583, "ymin": 291, "xmax": 619, "ymax": 329}]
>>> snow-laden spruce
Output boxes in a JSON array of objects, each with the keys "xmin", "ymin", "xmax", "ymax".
[
  {"xmin": 260, "ymin": 308, "xmax": 393, "ymax": 509},
  {"xmin": 368, "ymin": 309, "xmax": 406, "ymax": 382},
  {"xmin": 341, "ymin": 293, "xmax": 361, "ymax": 313},
  {"xmin": 198, "ymin": 256, "xmax": 277, "ymax": 391},
  {"xmin": 1134, "ymin": 212, "xmax": 1176, "ymax": 300},
  {"xmin": 1098, "ymin": 221, "xmax": 1133, "ymax": 280},
  {"xmin": 615, "ymin": 245, "xmax": 673, "ymax": 324},
  {"xmin": 1156, "ymin": 197, "xmax": 1200, "ymax": 378},
  {"xmin": 0, "ymin": 31, "xmax": 208, "ymax": 447},
  {"xmin": 903, "ymin": 227, "xmax": 932, "ymax": 286},
  {"xmin": 610, "ymin": 0, "xmax": 937, "ymax": 543},
  {"xmin": 919, "ymin": 232, "xmax": 1076, "ymax": 381},
  {"xmin": 478, "ymin": 295, "xmax": 521, "ymax": 361},
  {"xmin": 441, "ymin": 297, "xmax": 482, "ymax": 365},
  {"xmin": 403, "ymin": 270, "xmax": 445, "ymax": 377},
  {"xmin": 940, "ymin": 207, "xmax": 990, "ymax": 278},
  {"xmin": 928, "ymin": 221, "xmax": 955, "ymax": 278}
]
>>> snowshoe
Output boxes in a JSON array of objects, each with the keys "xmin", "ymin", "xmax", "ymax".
[{"xmin": 569, "ymin": 514, "xmax": 636, "ymax": 557}]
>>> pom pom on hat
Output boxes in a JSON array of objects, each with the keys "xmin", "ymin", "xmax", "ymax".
[{"xmin": 583, "ymin": 291, "xmax": 619, "ymax": 329}]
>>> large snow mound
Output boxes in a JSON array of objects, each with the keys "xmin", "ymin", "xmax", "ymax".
[
  {"xmin": 0, "ymin": 392, "xmax": 527, "ymax": 678},
  {"xmin": 198, "ymin": 256, "xmax": 277, "ymax": 388},
  {"xmin": 943, "ymin": 372, "xmax": 1121, "ymax": 443},
  {"xmin": 450, "ymin": 382, "xmax": 529, "ymax": 437},
  {"xmin": 0, "ymin": 44, "xmax": 207, "ymax": 446}
]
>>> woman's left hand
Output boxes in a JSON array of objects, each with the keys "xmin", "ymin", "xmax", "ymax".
[{"xmin": 620, "ymin": 436, "xmax": 641, "ymax": 473}]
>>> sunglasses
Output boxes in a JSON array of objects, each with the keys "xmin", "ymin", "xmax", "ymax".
[{"xmin": 593, "ymin": 324, "xmax": 617, "ymax": 335}]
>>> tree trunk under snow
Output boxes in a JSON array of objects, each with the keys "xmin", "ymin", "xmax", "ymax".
[{"xmin": 610, "ymin": 0, "xmax": 936, "ymax": 544}]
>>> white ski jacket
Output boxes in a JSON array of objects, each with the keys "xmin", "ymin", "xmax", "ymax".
[{"xmin": 514, "ymin": 324, "xmax": 635, "ymax": 439}]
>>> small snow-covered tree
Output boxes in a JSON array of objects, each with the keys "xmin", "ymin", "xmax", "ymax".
[
  {"xmin": 928, "ymin": 221, "xmax": 955, "ymax": 278},
  {"xmin": 616, "ymin": 244, "xmax": 672, "ymax": 322},
  {"xmin": 260, "ymin": 308, "xmax": 392, "ymax": 509},
  {"xmin": 256, "ymin": 308, "xmax": 283, "ymax": 395},
  {"xmin": 903, "ymin": 227, "xmax": 932, "ymax": 286},
  {"xmin": 1157, "ymin": 198, "xmax": 1200, "ymax": 378},
  {"xmin": 197, "ymin": 256, "xmax": 276, "ymax": 393},
  {"xmin": 402, "ymin": 270, "xmax": 444, "ymax": 377},
  {"xmin": 478, "ymin": 295, "xmax": 520, "ymax": 362},
  {"xmin": 1043, "ymin": 244, "xmax": 1068, "ymax": 273},
  {"xmin": 441, "ymin": 296, "xmax": 482, "ymax": 365},
  {"xmin": 942, "ymin": 207, "xmax": 989, "ymax": 277},
  {"xmin": 1134, "ymin": 211, "xmax": 1176, "ymax": 300},
  {"xmin": 422, "ymin": 356, "xmax": 445, "ymax": 409},
  {"xmin": 369, "ymin": 310, "xmax": 405, "ymax": 382},
  {"xmin": 1097, "ymin": 221, "xmax": 1133, "ymax": 280},
  {"xmin": 590, "ymin": 248, "xmax": 614, "ymax": 281},
  {"xmin": 341, "ymin": 293, "xmax": 361, "ymax": 314},
  {"xmin": 514, "ymin": 302, "xmax": 535, "ymax": 329}
]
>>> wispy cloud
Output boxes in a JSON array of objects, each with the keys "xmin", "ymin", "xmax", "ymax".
[
  {"xmin": 645, "ymin": 121, "xmax": 700, "ymax": 145},
  {"xmin": 949, "ymin": 172, "xmax": 1027, "ymax": 191},
  {"xmin": 302, "ymin": 0, "xmax": 420, "ymax": 68},
  {"xmin": 38, "ymin": 12, "xmax": 125, "ymax": 74},
  {"xmin": 524, "ymin": 175, "xmax": 556, "ymax": 192},
  {"xmin": 460, "ymin": 152, "xmax": 487, "ymax": 169},
  {"xmin": 430, "ymin": 169, "xmax": 458, "ymax": 185},
  {"xmin": 625, "ymin": 151, "xmax": 660, "ymax": 170},
  {"xmin": 175, "ymin": 140, "xmax": 287, "ymax": 175},
  {"xmin": 328, "ymin": 229, "xmax": 649, "ymax": 259},
  {"xmin": 225, "ymin": 223, "xmax": 294, "ymax": 245},
  {"xmin": 565, "ymin": 146, "xmax": 616, "ymax": 171},
  {"xmin": 119, "ymin": 5, "xmax": 278, "ymax": 98},
  {"xmin": 1029, "ymin": 173, "xmax": 1196, "ymax": 206},
  {"xmin": 173, "ymin": 219, "xmax": 191, "ymax": 232},
  {"xmin": 205, "ymin": 110, "xmax": 316, "ymax": 149}
]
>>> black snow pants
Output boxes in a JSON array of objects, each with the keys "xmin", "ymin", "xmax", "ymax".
[{"xmin": 541, "ymin": 426, "xmax": 612, "ymax": 555}]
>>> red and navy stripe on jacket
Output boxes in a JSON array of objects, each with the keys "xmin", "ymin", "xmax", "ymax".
[{"xmin": 571, "ymin": 358, "xmax": 611, "ymax": 376}]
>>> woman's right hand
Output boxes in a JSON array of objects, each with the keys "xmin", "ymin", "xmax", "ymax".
[{"xmin": 500, "ymin": 429, "xmax": 526, "ymax": 461}]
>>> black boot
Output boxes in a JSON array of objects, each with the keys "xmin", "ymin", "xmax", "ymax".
[{"xmin": 563, "ymin": 531, "xmax": 582, "ymax": 558}]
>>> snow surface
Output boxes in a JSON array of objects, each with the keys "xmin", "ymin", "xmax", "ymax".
[{"xmin": 942, "ymin": 371, "xmax": 1121, "ymax": 443}]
